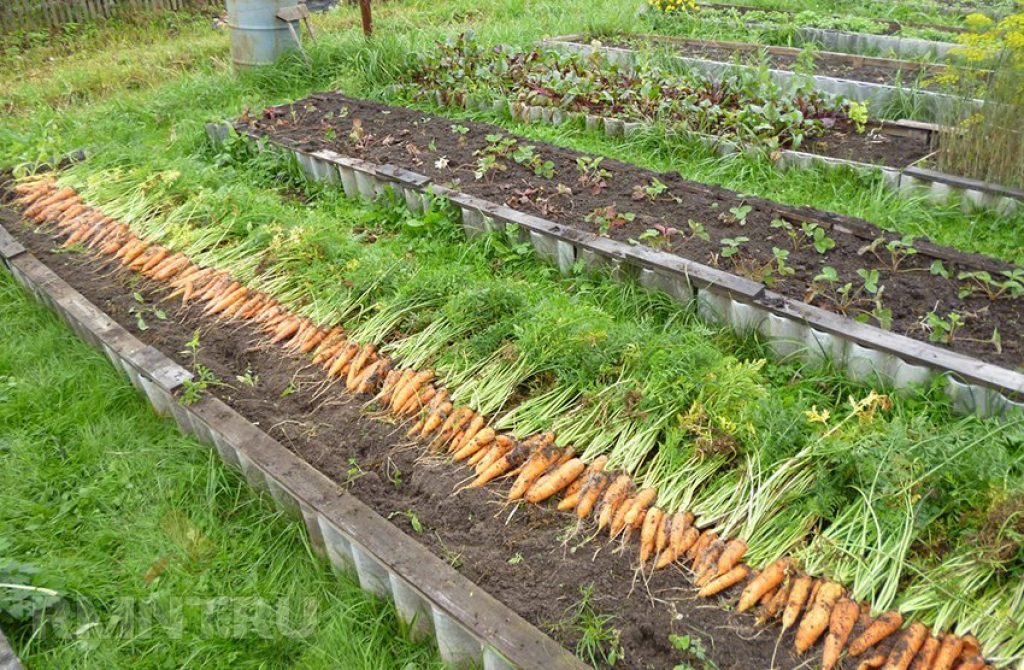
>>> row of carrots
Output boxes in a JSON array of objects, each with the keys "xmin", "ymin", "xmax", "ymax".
[{"xmin": 7, "ymin": 175, "xmax": 997, "ymax": 670}]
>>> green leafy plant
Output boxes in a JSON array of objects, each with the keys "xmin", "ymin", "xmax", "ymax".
[
  {"xmin": 720, "ymin": 236, "xmax": 749, "ymax": 258},
  {"xmin": 586, "ymin": 206, "xmax": 635, "ymax": 234},
  {"xmin": 670, "ymin": 633, "xmax": 716, "ymax": 670},
  {"xmin": 860, "ymin": 235, "xmax": 918, "ymax": 273},
  {"xmin": 179, "ymin": 330, "xmax": 221, "ymax": 406},
  {"xmin": 688, "ymin": 219, "xmax": 710, "ymax": 242},
  {"xmin": 632, "ymin": 177, "xmax": 668, "ymax": 202},
  {"xmin": 720, "ymin": 204, "xmax": 752, "ymax": 226},
  {"xmin": 553, "ymin": 584, "xmax": 624, "ymax": 668},
  {"xmin": 576, "ymin": 156, "xmax": 611, "ymax": 194},
  {"xmin": 512, "ymin": 144, "xmax": 555, "ymax": 178},
  {"xmin": 957, "ymin": 270, "xmax": 1024, "ymax": 301},
  {"xmin": 0, "ymin": 540, "xmax": 60, "ymax": 624}
]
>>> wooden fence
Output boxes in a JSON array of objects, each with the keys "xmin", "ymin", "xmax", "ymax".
[{"xmin": 0, "ymin": 0, "xmax": 218, "ymax": 33}]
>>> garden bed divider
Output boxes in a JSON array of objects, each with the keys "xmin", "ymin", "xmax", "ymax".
[
  {"xmin": 205, "ymin": 119, "xmax": 1024, "ymax": 419},
  {"xmin": 0, "ymin": 219, "xmax": 589, "ymax": 670},
  {"xmin": 548, "ymin": 34, "xmax": 976, "ymax": 122},
  {"xmin": 0, "ymin": 627, "xmax": 22, "ymax": 670}
]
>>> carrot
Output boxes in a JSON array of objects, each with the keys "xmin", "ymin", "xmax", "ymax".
[
  {"xmin": 554, "ymin": 467, "xmax": 589, "ymax": 510},
  {"xmin": 782, "ymin": 574, "xmax": 813, "ymax": 630},
  {"xmin": 690, "ymin": 530, "xmax": 718, "ymax": 568},
  {"xmin": 739, "ymin": 557, "xmax": 790, "ymax": 612},
  {"xmin": 882, "ymin": 622, "xmax": 928, "ymax": 670},
  {"xmin": 715, "ymin": 538, "xmax": 748, "ymax": 578},
  {"xmin": 299, "ymin": 329, "xmax": 327, "ymax": 354},
  {"xmin": 757, "ymin": 577, "xmax": 791, "ymax": 624},
  {"xmin": 909, "ymin": 635, "xmax": 939, "ymax": 670},
  {"xmin": 392, "ymin": 369, "xmax": 432, "ymax": 412},
  {"xmin": 931, "ymin": 633, "xmax": 963, "ymax": 670},
  {"xmin": 140, "ymin": 248, "xmax": 170, "ymax": 273},
  {"xmin": 346, "ymin": 344, "xmax": 375, "ymax": 387},
  {"xmin": 795, "ymin": 581, "xmax": 844, "ymax": 653},
  {"xmin": 399, "ymin": 384, "xmax": 435, "ymax": 416},
  {"xmin": 574, "ymin": 473, "xmax": 609, "ymax": 519},
  {"xmin": 856, "ymin": 652, "xmax": 888, "ymax": 670},
  {"xmin": 525, "ymin": 458, "xmax": 586, "ymax": 504},
  {"xmin": 955, "ymin": 656, "xmax": 985, "ymax": 670},
  {"xmin": 822, "ymin": 598, "xmax": 859, "ymax": 670},
  {"xmin": 698, "ymin": 565, "xmax": 748, "ymax": 598},
  {"xmin": 378, "ymin": 369, "xmax": 413, "ymax": 406},
  {"xmin": 129, "ymin": 246, "xmax": 166, "ymax": 271},
  {"xmin": 596, "ymin": 475, "xmax": 633, "ymax": 530},
  {"xmin": 357, "ymin": 360, "xmax": 389, "ymax": 395},
  {"xmin": 961, "ymin": 634, "xmax": 980, "ymax": 657},
  {"xmin": 465, "ymin": 443, "xmax": 530, "ymax": 489},
  {"xmin": 508, "ymin": 447, "xmax": 559, "ymax": 501},
  {"xmin": 695, "ymin": 540, "xmax": 726, "ymax": 586},
  {"xmin": 207, "ymin": 285, "xmax": 247, "ymax": 316},
  {"xmin": 622, "ymin": 487, "xmax": 657, "ymax": 531},
  {"xmin": 639, "ymin": 507, "xmax": 664, "ymax": 564},
  {"xmin": 271, "ymin": 317, "xmax": 302, "ymax": 344},
  {"xmin": 453, "ymin": 427, "xmax": 494, "ymax": 461},
  {"xmin": 439, "ymin": 409, "xmax": 474, "ymax": 450},
  {"xmin": 25, "ymin": 187, "xmax": 74, "ymax": 219},
  {"xmin": 420, "ymin": 402, "xmax": 452, "ymax": 437},
  {"xmin": 654, "ymin": 511, "xmax": 671, "ymax": 556},
  {"xmin": 152, "ymin": 255, "xmax": 190, "ymax": 282},
  {"xmin": 469, "ymin": 431, "xmax": 505, "ymax": 467},
  {"xmin": 553, "ymin": 445, "xmax": 575, "ymax": 469},
  {"xmin": 451, "ymin": 414, "xmax": 486, "ymax": 454},
  {"xmin": 327, "ymin": 342, "xmax": 359, "ymax": 377},
  {"xmin": 849, "ymin": 611, "xmax": 904, "ymax": 656},
  {"xmin": 311, "ymin": 327, "xmax": 344, "ymax": 357},
  {"xmin": 654, "ymin": 512, "xmax": 694, "ymax": 568},
  {"xmin": 474, "ymin": 436, "xmax": 513, "ymax": 473}
]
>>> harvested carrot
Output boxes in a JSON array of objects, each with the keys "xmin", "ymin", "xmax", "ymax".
[
  {"xmin": 690, "ymin": 531, "xmax": 719, "ymax": 570},
  {"xmin": 399, "ymin": 384, "xmax": 436, "ymax": 415},
  {"xmin": 392, "ymin": 369, "xmax": 433, "ymax": 413},
  {"xmin": 346, "ymin": 344, "xmax": 375, "ymax": 388},
  {"xmin": 699, "ymin": 565, "xmax": 748, "ymax": 598},
  {"xmin": 955, "ymin": 656, "xmax": 985, "ymax": 670},
  {"xmin": 758, "ymin": 578, "xmax": 791, "ymax": 624},
  {"xmin": 657, "ymin": 524, "xmax": 698, "ymax": 570},
  {"xmin": 451, "ymin": 414, "xmax": 486, "ymax": 454},
  {"xmin": 454, "ymin": 427, "xmax": 495, "ymax": 461},
  {"xmin": 715, "ymin": 538, "xmax": 748, "ymax": 578},
  {"xmin": 379, "ymin": 369, "xmax": 413, "ymax": 406},
  {"xmin": 606, "ymin": 489, "xmax": 635, "ymax": 534},
  {"xmin": 553, "ymin": 445, "xmax": 575, "ymax": 469},
  {"xmin": 271, "ymin": 317, "xmax": 301, "ymax": 344},
  {"xmin": 574, "ymin": 473, "xmax": 609, "ymax": 519},
  {"xmin": 795, "ymin": 581, "xmax": 844, "ymax": 654},
  {"xmin": 856, "ymin": 652, "xmax": 887, "ymax": 670},
  {"xmin": 822, "ymin": 598, "xmax": 859, "ymax": 670},
  {"xmin": 557, "ymin": 456, "xmax": 603, "ymax": 507},
  {"xmin": 508, "ymin": 447, "xmax": 559, "ymax": 501},
  {"xmin": 782, "ymin": 574, "xmax": 813, "ymax": 630},
  {"xmin": 931, "ymin": 633, "xmax": 963, "ymax": 670},
  {"xmin": 469, "ymin": 432, "xmax": 505, "ymax": 467},
  {"xmin": 525, "ymin": 458, "xmax": 586, "ymax": 504},
  {"xmin": 207, "ymin": 285, "xmax": 247, "ymax": 316},
  {"xmin": 639, "ymin": 507, "xmax": 664, "ymax": 564},
  {"xmin": 465, "ymin": 443, "xmax": 529, "ymax": 489},
  {"xmin": 420, "ymin": 402, "xmax": 452, "ymax": 438},
  {"xmin": 739, "ymin": 557, "xmax": 790, "ymax": 612},
  {"xmin": 849, "ymin": 611, "xmax": 904, "ymax": 656},
  {"xmin": 596, "ymin": 475, "xmax": 633, "ymax": 530},
  {"xmin": 909, "ymin": 635, "xmax": 939, "ymax": 670},
  {"xmin": 961, "ymin": 634, "xmax": 980, "ymax": 657},
  {"xmin": 695, "ymin": 540, "xmax": 726, "ymax": 586},
  {"xmin": 327, "ymin": 343, "xmax": 359, "ymax": 378},
  {"xmin": 474, "ymin": 436, "xmax": 513, "ymax": 474},
  {"xmin": 882, "ymin": 622, "xmax": 927, "ymax": 670},
  {"xmin": 622, "ymin": 487, "xmax": 657, "ymax": 531},
  {"xmin": 654, "ymin": 511, "xmax": 671, "ymax": 556},
  {"xmin": 356, "ymin": 360, "xmax": 388, "ymax": 395}
]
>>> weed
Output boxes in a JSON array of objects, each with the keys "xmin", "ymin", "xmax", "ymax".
[
  {"xmin": 553, "ymin": 584, "xmax": 624, "ymax": 668},
  {"xmin": 720, "ymin": 236, "xmax": 749, "ymax": 258},
  {"xmin": 670, "ymin": 633, "xmax": 717, "ymax": 670},
  {"xmin": 586, "ymin": 205, "xmax": 635, "ymax": 234}
]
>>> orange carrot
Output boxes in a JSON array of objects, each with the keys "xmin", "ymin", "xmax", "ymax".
[
  {"xmin": 574, "ymin": 472, "xmax": 609, "ymax": 519},
  {"xmin": 207, "ymin": 285, "xmax": 247, "ymax": 316},
  {"xmin": 525, "ymin": 458, "xmax": 586, "ymax": 504},
  {"xmin": 474, "ymin": 437, "xmax": 513, "ymax": 474},
  {"xmin": 739, "ymin": 557, "xmax": 790, "ymax": 612},
  {"xmin": 453, "ymin": 427, "xmax": 495, "ymax": 461},
  {"xmin": 392, "ymin": 369, "xmax": 433, "ymax": 413},
  {"xmin": 698, "ymin": 565, "xmax": 749, "ymax": 598},
  {"xmin": 272, "ymin": 317, "xmax": 302, "ymax": 345},
  {"xmin": 654, "ymin": 511, "xmax": 671, "ymax": 556},
  {"xmin": 639, "ymin": 507, "xmax": 664, "ymax": 564},
  {"xmin": 758, "ymin": 577, "xmax": 791, "ymax": 624},
  {"xmin": 955, "ymin": 656, "xmax": 985, "ymax": 670},
  {"xmin": 882, "ymin": 622, "xmax": 927, "ymax": 670},
  {"xmin": 622, "ymin": 487, "xmax": 657, "ymax": 531},
  {"xmin": 420, "ymin": 402, "xmax": 452, "ymax": 437},
  {"xmin": 451, "ymin": 414, "xmax": 485, "ymax": 454},
  {"xmin": 507, "ymin": 447, "xmax": 559, "ymax": 500},
  {"xmin": 695, "ymin": 539, "xmax": 726, "ymax": 586},
  {"xmin": 822, "ymin": 598, "xmax": 859, "ymax": 670},
  {"xmin": 849, "ymin": 611, "xmax": 904, "ymax": 656},
  {"xmin": 909, "ymin": 635, "xmax": 939, "ymax": 670},
  {"xmin": 856, "ymin": 652, "xmax": 887, "ymax": 670},
  {"xmin": 356, "ymin": 360, "xmax": 388, "ymax": 395},
  {"xmin": 931, "ymin": 633, "xmax": 963, "ymax": 670},
  {"xmin": 715, "ymin": 538, "xmax": 748, "ymax": 578},
  {"xmin": 656, "ymin": 523, "xmax": 698, "ymax": 570},
  {"xmin": 465, "ymin": 443, "xmax": 530, "ymax": 489},
  {"xmin": 469, "ymin": 432, "xmax": 505, "ymax": 467},
  {"xmin": 795, "ymin": 581, "xmax": 844, "ymax": 653},
  {"xmin": 782, "ymin": 574, "xmax": 813, "ymax": 630},
  {"xmin": 961, "ymin": 635, "xmax": 980, "ymax": 657},
  {"xmin": 346, "ymin": 344, "xmax": 375, "ymax": 388},
  {"xmin": 327, "ymin": 343, "xmax": 359, "ymax": 377},
  {"xmin": 596, "ymin": 475, "xmax": 633, "ymax": 530}
]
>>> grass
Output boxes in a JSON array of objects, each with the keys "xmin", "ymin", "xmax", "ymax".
[{"xmin": 0, "ymin": 272, "xmax": 441, "ymax": 669}]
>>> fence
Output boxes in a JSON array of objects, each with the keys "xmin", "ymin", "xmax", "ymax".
[{"xmin": 0, "ymin": 0, "xmax": 218, "ymax": 33}]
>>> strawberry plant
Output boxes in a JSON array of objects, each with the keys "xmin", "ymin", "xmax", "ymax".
[
  {"xmin": 585, "ymin": 206, "xmax": 635, "ymax": 234},
  {"xmin": 577, "ymin": 156, "xmax": 612, "ymax": 194}
]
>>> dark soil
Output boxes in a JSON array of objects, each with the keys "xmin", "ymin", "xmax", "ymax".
[
  {"xmin": 0, "ymin": 208, "xmax": 866, "ymax": 670},
  {"xmin": 696, "ymin": 2, "xmax": 966, "ymax": 35},
  {"xmin": 623, "ymin": 38, "xmax": 942, "ymax": 90},
  {"xmin": 801, "ymin": 123, "xmax": 931, "ymax": 167},
  {"xmin": 241, "ymin": 94, "xmax": 1022, "ymax": 369}
]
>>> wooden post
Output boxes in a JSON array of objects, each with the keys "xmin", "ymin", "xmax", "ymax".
[{"xmin": 359, "ymin": 0, "xmax": 371, "ymax": 37}]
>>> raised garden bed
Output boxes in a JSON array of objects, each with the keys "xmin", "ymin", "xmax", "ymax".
[
  {"xmin": 683, "ymin": 2, "xmax": 965, "ymax": 58},
  {"xmin": 0, "ymin": 206, "xmax": 826, "ymax": 670},
  {"xmin": 404, "ymin": 37, "xmax": 1017, "ymax": 215},
  {"xmin": 587, "ymin": 33, "xmax": 980, "ymax": 121},
  {"xmin": 225, "ymin": 94, "xmax": 1023, "ymax": 415}
]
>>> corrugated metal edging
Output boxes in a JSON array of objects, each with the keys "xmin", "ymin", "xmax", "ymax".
[{"xmin": 0, "ymin": 217, "xmax": 588, "ymax": 670}]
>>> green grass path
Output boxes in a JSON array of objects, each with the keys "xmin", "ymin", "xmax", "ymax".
[{"xmin": 0, "ymin": 271, "xmax": 441, "ymax": 669}]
